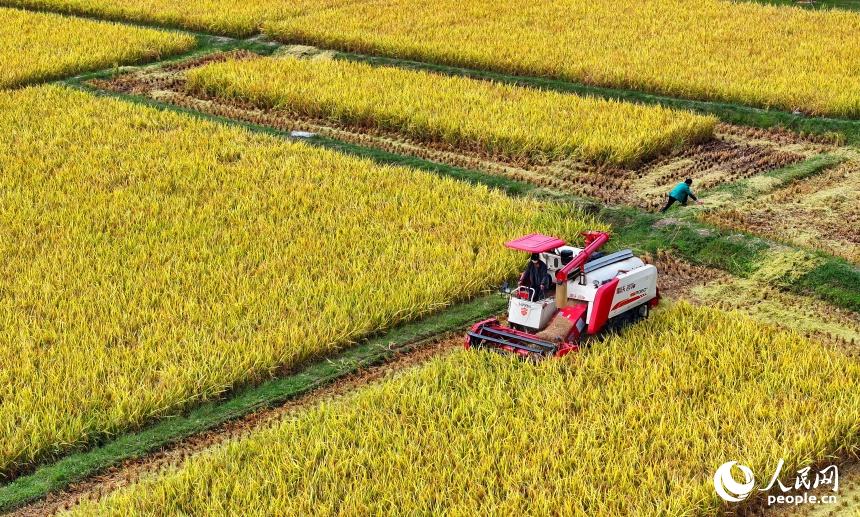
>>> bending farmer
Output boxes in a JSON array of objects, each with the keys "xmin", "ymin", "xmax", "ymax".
[
  {"xmin": 660, "ymin": 178, "xmax": 703, "ymax": 213},
  {"xmin": 519, "ymin": 253, "xmax": 552, "ymax": 301}
]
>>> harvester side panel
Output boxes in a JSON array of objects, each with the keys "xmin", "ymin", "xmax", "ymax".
[
  {"xmin": 607, "ymin": 265, "xmax": 658, "ymax": 320},
  {"xmin": 587, "ymin": 278, "xmax": 619, "ymax": 334}
]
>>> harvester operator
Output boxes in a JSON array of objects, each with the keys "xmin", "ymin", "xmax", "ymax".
[
  {"xmin": 659, "ymin": 178, "xmax": 704, "ymax": 213},
  {"xmin": 518, "ymin": 253, "xmax": 552, "ymax": 301}
]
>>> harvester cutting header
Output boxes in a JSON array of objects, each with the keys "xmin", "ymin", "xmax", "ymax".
[{"xmin": 466, "ymin": 231, "xmax": 658, "ymax": 360}]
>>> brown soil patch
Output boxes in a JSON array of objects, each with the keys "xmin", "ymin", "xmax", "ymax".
[
  {"xmin": 89, "ymin": 51, "xmax": 829, "ymax": 212},
  {"xmin": 640, "ymin": 249, "xmax": 729, "ymax": 300}
]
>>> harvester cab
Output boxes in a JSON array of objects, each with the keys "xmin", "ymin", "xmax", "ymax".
[{"xmin": 466, "ymin": 231, "xmax": 658, "ymax": 360}]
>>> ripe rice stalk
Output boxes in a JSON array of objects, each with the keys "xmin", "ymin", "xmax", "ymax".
[
  {"xmin": 185, "ymin": 55, "xmax": 716, "ymax": 167},
  {"xmin": 0, "ymin": 84, "xmax": 601, "ymax": 479},
  {"xmin": 5, "ymin": 0, "xmax": 860, "ymax": 117},
  {"xmin": 262, "ymin": 0, "xmax": 860, "ymax": 118},
  {"xmin": 0, "ymin": 7, "xmax": 194, "ymax": 89},
  {"xmin": 68, "ymin": 302, "xmax": 860, "ymax": 516}
]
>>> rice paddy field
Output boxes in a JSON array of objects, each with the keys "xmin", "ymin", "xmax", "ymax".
[
  {"xmin": 263, "ymin": 0, "xmax": 860, "ymax": 118},
  {"xmin": 0, "ymin": 7, "xmax": 193, "ymax": 89},
  {"xmin": 67, "ymin": 303, "xmax": 860, "ymax": 516},
  {"xmin": 703, "ymin": 161, "xmax": 860, "ymax": 263},
  {"xmin": 184, "ymin": 54, "xmax": 715, "ymax": 166},
  {"xmin": 5, "ymin": 0, "xmax": 860, "ymax": 116},
  {"xmin": 3, "ymin": 1, "xmax": 860, "ymax": 516},
  {"xmin": 0, "ymin": 84, "xmax": 598, "ymax": 479},
  {"xmin": 0, "ymin": 0, "xmax": 281, "ymax": 36}
]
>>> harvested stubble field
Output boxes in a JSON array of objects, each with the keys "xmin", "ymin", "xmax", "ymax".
[
  {"xmin": 703, "ymin": 161, "xmax": 860, "ymax": 263},
  {"xmin": 638, "ymin": 249, "xmax": 860, "ymax": 350},
  {"xmin": 66, "ymin": 303, "xmax": 860, "ymax": 516},
  {"xmin": 699, "ymin": 251, "xmax": 860, "ymax": 347},
  {"xmin": 91, "ymin": 51, "xmax": 828, "ymax": 212},
  {"xmin": 0, "ymin": 84, "xmax": 600, "ymax": 480},
  {"xmin": 0, "ymin": 7, "xmax": 194, "ymax": 89}
]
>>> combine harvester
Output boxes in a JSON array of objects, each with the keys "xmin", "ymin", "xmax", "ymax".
[{"xmin": 466, "ymin": 231, "xmax": 658, "ymax": 360}]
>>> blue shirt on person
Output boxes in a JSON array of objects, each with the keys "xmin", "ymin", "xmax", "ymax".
[{"xmin": 669, "ymin": 182, "xmax": 695, "ymax": 203}]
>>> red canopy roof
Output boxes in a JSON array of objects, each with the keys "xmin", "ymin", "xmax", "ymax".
[{"xmin": 504, "ymin": 234, "xmax": 565, "ymax": 253}]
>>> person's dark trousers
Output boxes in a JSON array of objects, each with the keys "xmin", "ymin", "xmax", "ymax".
[
  {"xmin": 529, "ymin": 287, "xmax": 545, "ymax": 301},
  {"xmin": 659, "ymin": 195, "xmax": 685, "ymax": 213}
]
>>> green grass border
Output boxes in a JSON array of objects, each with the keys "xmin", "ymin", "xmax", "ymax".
[
  {"xmin": 745, "ymin": 0, "xmax": 860, "ymax": 11},
  {"xmin": 0, "ymin": 294, "xmax": 507, "ymax": 513}
]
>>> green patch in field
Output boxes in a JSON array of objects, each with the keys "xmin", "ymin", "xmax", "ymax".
[
  {"xmin": 748, "ymin": 0, "xmax": 860, "ymax": 12},
  {"xmin": 795, "ymin": 260, "xmax": 860, "ymax": 312},
  {"xmin": 600, "ymin": 206, "xmax": 765, "ymax": 276}
]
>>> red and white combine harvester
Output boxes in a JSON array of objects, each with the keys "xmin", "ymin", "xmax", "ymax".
[{"xmin": 466, "ymin": 231, "xmax": 659, "ymax": 360}]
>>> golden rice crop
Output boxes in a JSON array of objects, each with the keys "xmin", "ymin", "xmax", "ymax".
[
  {"xmin": 262, "ymin": 0, "xmax": 860, "ymax": 118},
  {"xmin": 0, "ymin": 7, "xmax": 194, "ymax": 89},
  {"xmin": 0, "ymin": 0, "xmax": 281, "ymax": 36},
  {"xmin": 0, "ymin": 84, "xmax": 600, "ymax": 478},
  {"xmin": 7, "ymin": 0, "xmax": 860, "ymax": 116},
  {"xmin": 69, "ymin": 302, "xmax": 860, "ymax": 516},
  {"xmin": 186, "ymin": 55, "xmax": 715, "ymax": 166}
]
